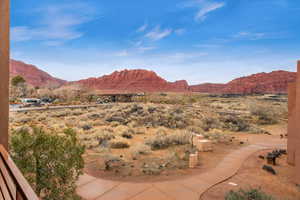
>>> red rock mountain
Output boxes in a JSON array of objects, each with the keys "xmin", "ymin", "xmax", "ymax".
[
  {"xmin": 189, "ymin": 83, "xmax": 226, "ymax": 93},
  {"xmin": 75, "ymin": 69, "xmax": 189, "ymax": 92},
  {"xmin": 191, "ymin": 70, "xmax": 296, "ymax": 94},
  {"xmin": 10, "ymin": 59, "xmax": 296, "ymax": 94},
  {"xmin": 10, "ymin": 59, "xmax": 66, "ymax": 87}
]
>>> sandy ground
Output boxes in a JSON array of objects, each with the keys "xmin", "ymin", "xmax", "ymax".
[
  {"xmin": 201, "ymin": 123, "xmax": 300, "ymax": 200},
  {"xmin": 201, "ymin": 150, "xmax": 299, "ymax": 200},
  {"xmin": 84, "ymin": 142, "xmax": 242, "ymax": 183}
]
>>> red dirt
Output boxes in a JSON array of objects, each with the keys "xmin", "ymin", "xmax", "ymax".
[
  {"xmin": 201, "ymin": 150, "xmax": 300, "ymax": 200},
  {"xmin": 84, "ymin": 142, "xmax": 242, "ymax": 183}
]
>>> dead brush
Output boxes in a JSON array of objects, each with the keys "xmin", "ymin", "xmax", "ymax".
[
  {"xmin": 109, "ymin": 137, "xmax": 130, "ymax": 149},
  {"xmin": 146, "ymin": 130, "xmax": 192, "ymax": 150},
  {"xmin": 220, "ymin": 114, "xmax": 250, "ymax": 132},
  {"xmin": 250, "ymin": 103, "xmax": 280, "ymax": 125},
  {"xmin": 130, "ymin": 143, "xmax": 152, "ymax": 157}
]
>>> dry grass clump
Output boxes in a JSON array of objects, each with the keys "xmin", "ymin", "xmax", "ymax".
[
  {"xmin": 78, "ymin": 128, "xmax": 116, "ymax": 149},
  {"xmin": 114, "ymin": 125, "xmax": 135, "ymax": 139},
  {"xmin": 220, "ymin": 115, "xmax": 250, "ymax": 132},
  {"xmin": 201, "ymin": 117, "xmax": 222, "ymax": 131},
  {"xmin": 109, "ymin": 137, "xmax": 130, "ymax": 149},
  {"xmin": 14, "ymin": 116, "xmax": 33, "ymax": 124},
  {"xmin": 104, "ymin": 104, "xmax": 191, "ymax": 129},
  {"xmin": 49, "ymin": 110, "xmax": 71, "ymax": 118},
  {"xmin": 250, "ymin": 104, "xmax": 280, "ymax": 125},
  {"xmin": 130, "ymin": 143, "xmax": 152, "ymax": 157},
  {"xmin": 146, "ymin": 130, "xmax": 192, "ymax": 150}
]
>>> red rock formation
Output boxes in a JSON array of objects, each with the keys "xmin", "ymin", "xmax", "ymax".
[
  {"xmin": 191, "ymin": 70, "xmax": 296, "ymax": 94},
  {"xmin": 222, "ymin": 70, "xmax": 296, "ymax": 94},
  {"xmin": 11, "ymin": 59, "xmax": 295, "ymax": 94},
  {"xmin": 10, "ymin": 59, "xmax": 66, "ymax": 87},
  {"xmin": 75, "ymin": 69, "xmax": 190, "ymax": 92},
  {"xmin": 190, "ymin": 83, "xmax": 226, "ymax": 93}
]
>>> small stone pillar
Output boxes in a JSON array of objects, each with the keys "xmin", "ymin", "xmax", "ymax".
[
  {"xmin": 189, "ymin": 153, "xmax": 198, "ymax": 168},
  {"xmin": 196, "ymin": 140, "xmax": 213, "ymax": 152},
  {"xmin": 192, "ymin": 134, "xmax": 204, "ymax": 146}
]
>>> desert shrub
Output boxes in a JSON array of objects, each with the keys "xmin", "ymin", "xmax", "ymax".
[
  {"xmin": 96, "ymin": 130, "xmax": 115, "ymax": 146},
  {"xmin": 221, "ymin": 115, "xmax": 250, "ymax": 132},
  {"xmin": 203, "ymin": 129, "xmax": 232, "ymax": 143},
  {"xmin": 79, "ymin": 129, "xmax": 115, "ymax": 148},
  {"xmin": 115, "ymin": 125, "xmax": 134, "ymax": 138},
  {"xmin": 109, "ymin": 137, "xmax": 130, "ymax": 149},
  {"xmin": 135, "ymin": 127, "xmax": 146, "ymax": 134},
  {"xmin": 225, "ymin": 188, "xmax": 275, "ymax": 200},
  {"xmin": 121, "ymin": 131, "xmax": 133, "ymax": 139},
  {"xmin": 130, "ymin": 143, "xmax": 152, "ymax": 157},
  {"xmin": 201, "ymin": 117, "xmax": 222, "ymax": 131},
  {"xmin": 146, "ymin": 131, "xmax": 191, "ymax": 150},
  {"xmin": 168, "ymin": 130, "xmax": 192, "ymax": 145},
  {"xmin": 250, "ymin": 104, "xmax": 279, "ymax": 125},
  {"xmin": 10, "ymin": 127, "xmax": 84, "ymax": 200},
  {"xmin": 15, "ymin": 116, "xmax": 32, "ymax": 123},
  {"xmin": 50, "ymin": 110, "xmax": 70, "ymax": 118},
  {"xmin": 187, "ymin": 126, "xmax": 204, "ymax": 135},
  {"xmin": 81, "ymin": 124, "xmax": 92, "ymax": 131},
  {"xmin": 101, "ymin": 153, "xmax": 126, "ymax": 171},
  {"xmin": 106, "ymin": 115, "xmax": 126, "ymax": 124}
]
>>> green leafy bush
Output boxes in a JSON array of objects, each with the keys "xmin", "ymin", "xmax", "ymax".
[{"xmin": 10, "ymin": 127, "xmax": 85, "ymax": 200}]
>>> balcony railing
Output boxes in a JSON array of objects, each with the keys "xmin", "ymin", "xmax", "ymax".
[{"xmin": 0, "ymin": 145, "xmax": 39, "ymax": 200}]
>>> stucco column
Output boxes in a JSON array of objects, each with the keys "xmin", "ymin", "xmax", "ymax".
[
  {"xmin": 287, "ymin": 82, "xmax": 296, "ymax": 165},
  {"xmin": 0, "ymin": 0, "xmax": 10, "ymax": 149}
]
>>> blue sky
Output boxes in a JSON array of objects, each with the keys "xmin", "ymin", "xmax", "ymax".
[{"xmin": 11, "ymin": 0, "xmax": 300, "ymax": 84}]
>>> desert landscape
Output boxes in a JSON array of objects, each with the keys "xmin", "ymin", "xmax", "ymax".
[
  {"xmin": 6, "ymin": 58, "xmax": 299, "ymax": 199},
  {"xmin": 9, "ymin": 61, "xmax": 295, "ymax": 196},
  {"xmin": 4, "ymin": 1, "xmax": 300, "ymax": 199}
]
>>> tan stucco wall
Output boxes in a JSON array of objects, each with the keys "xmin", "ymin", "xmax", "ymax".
[
  {"xmin": 288, "ymin": 61, "xmax": 300, "ymax": 184},
  {"xmin": 0, "ymin": 0, "xmax": 9, "ymax": 149},
  {"xmin": 287, "ymin": 82, "xmax": 296, "ymax": 165}
]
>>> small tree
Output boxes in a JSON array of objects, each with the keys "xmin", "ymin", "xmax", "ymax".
[
  {"xmin": 10, "ymin": 75, "xmax": 29, "ymax": 98},
  {"xmin": 10, "ymin": 127, "xmax": 85, "ymax": 200},
  {"xmin": 11, "ymin": 75, "xmax": 26, "ymax": 87}
]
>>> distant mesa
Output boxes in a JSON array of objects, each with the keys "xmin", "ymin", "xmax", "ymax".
[
  {"xmin": 11, "ymin": 59, "xmax": 296, "ymax": 94},
  {"xmin": 10, "ymin": 59, "xmax": 66, "ymax": 87},
  {"xmin": 191, "ymin": 70, "xmax": 296, "ymax": 94},
  {"xmin": 74, "ymin": 69, "xmax": 189, "ymax": 92}
]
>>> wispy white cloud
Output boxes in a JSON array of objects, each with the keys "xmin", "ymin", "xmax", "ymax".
[
  {"xmin": 194, "ymin": 44, "xmax": 222, "ymax": 48},
  {"xmin": 11, "ymin": 27, "xmax": 33, "ymax": 42},
  {"xmin": 181, "ymin": 0, "xmax": 225, "ymax": 22},
  {"xmin": 137, "ymin": 46, "xmax": 157, "ymax": 53},
  {"xmin": 11, "ymin": 2, "xmax": 96, "ymax": 45},
  {"xmin": 115, "ymin": 50, "xmax": 129, "ymax": 57},
  {"xmin": 175, "ymin": 28, "xmax": 186, "ymax": 35},
  {"xmin": 233, "ymin": 32, "xmax": 267, "ymax": 40},
  {"xmin": 145, "ymin": 26, "xmax": 173, "ymax": 41},
  {"xmin": 136, "ymin": 23, "xmax": 148, "ymax": 33},
  {"xmin": 195, "ymin": 2, "xmax": 225, "ymax": 21}
]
